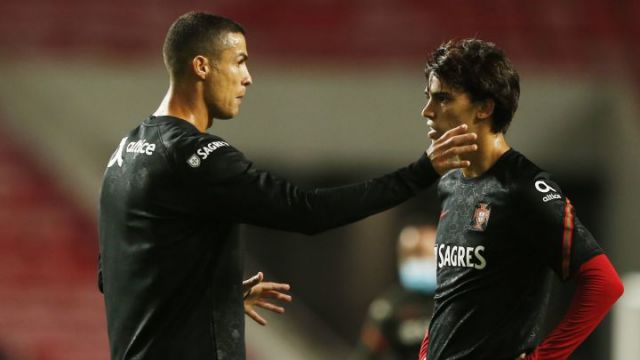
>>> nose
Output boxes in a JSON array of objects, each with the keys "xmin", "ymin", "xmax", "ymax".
[
  {"xmin": 422, "ymin": 100, "xmax": 435, "ymax": 119},
  {"xmin": 243, "ymin": 68, "xmax": 253, "ymax": 87}
]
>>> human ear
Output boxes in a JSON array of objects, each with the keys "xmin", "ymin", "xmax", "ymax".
[
  {"xmin": 476, "ymin": 98, "xmax": 495, "ymax": 121},
  {"xmin": 192, "ymin": 56, "xmax": 209, "ymax": 80}
]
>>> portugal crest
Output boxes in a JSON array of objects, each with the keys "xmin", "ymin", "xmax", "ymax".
[{"xmin": 471, "ymin": 202, "xmax": 491, "ymax": 231}]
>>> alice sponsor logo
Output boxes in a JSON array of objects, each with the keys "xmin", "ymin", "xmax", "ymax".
[
  {"xmin": 107, "ymin": 137, "xmax": 127, "ymax": 168},
  {"xmin": 535, "ymin": 180, "xmax": 561, "ymax": 202},
  {"xmin": 543, "ymin": 193, "xmax": 561, "ymax": 202},
  {"xmin": 436, "ymin": 244, "xmax": 486, "ymax": 270},
  {"xmin": 535, "ymin": 180, "xmax": 556, "ymax": 193},
  {"xmin": 126, "ymin": 139, "xmax": 156, "ymax": 155}
]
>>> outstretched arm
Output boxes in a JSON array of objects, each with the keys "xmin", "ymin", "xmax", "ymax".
[
  {"xmin": 524, "ymin": 254, "xmax": 623, "ymax": 359},
  {"xmin": 205, "ymin": 125, "xmax": 477, "ymax": 235},
  {"xmin": 242, "ymin": 272, "xmax": 293, "ymax": 326}
]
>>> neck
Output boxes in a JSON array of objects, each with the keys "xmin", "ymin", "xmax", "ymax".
[
  {"xmin": 153, "ymin": 81, "xmax": 211, "ymax": 133},
  {"xmin": 460, "ymin": 129, "xmax": 510, "ymax": 178}
]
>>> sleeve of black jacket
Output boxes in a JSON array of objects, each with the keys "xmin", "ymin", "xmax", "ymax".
[{"xmin": 174, "ymin": 134, "xmax": 438, "ymax": 235}]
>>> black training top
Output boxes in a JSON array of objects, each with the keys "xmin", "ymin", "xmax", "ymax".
[
  {"xmin": 98, "ymin": 115, "xmax": 438, "ymax": 360},
  {"xmin": 426, "ymin": 149, "xmax": 602, "ymax": 360}
]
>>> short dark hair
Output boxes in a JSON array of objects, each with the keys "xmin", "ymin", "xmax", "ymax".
[
  {"xmin": 162, "ymin": 12, "xmax": 245, "ymax": 79},
  {"xmin": 425, "ymin": 39, "xmax": 520, "ymax": 133}
]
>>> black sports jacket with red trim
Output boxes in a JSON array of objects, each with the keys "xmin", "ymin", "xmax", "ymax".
[{"xmin": 425, "ymin": 149, "xmax": 602, "ymax": 360}]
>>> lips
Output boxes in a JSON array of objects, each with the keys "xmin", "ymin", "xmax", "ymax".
[
  {"xmin": 426, "ymin": 119, "xmax": 444, "ymax": 140},
  {"xmin": 426, "ymin": 120, "xmax": 439, "ymax": 139},
  {"xmin": 428, "ymin": 127, "xmax": 441, "ymax": 140}
]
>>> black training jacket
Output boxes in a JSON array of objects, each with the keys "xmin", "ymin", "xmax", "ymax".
[{"xmin": 98, "ymin": 115, "xmax": 438, "ymax": 360}]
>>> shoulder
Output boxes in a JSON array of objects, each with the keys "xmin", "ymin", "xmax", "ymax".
[
  {"xmin": 144, "ymin": 117, "xmax": 233, "ymax": 154},
  {"xmin": 179, "ymin": 133, "xmax": 251, "ymax": 180},
  {"xmin": 177, "ymin": 132, "xmax": 238, "ymax": 163},
  {"xmin": 493, "ymin": 149, "xmax": 541, "ymax": 184},
  {"xmin": 507, "ymin": 150, "xmax": 566, "ymax": 208},
  {"xmin": 151, "ymin": 120, "xmax": 242, "ymax": 163},
  {"xmin": 153, "ymin": 122, "xmax": 251, "ymax": 182}
]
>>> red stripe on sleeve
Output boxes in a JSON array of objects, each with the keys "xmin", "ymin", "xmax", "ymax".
[
  {"xmin": 526, "ymin": 254, "xmax": 624, "ymax": 360},
  {"xmin": 561, "ymin": 199, "xmax": 574, "ymax": 280},
  {"xmin": 419, "ymin": 330, "xmax": 429, "ymax": 360}
]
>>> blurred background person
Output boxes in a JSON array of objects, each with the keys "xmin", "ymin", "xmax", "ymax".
[{"xmin": 353, "ymin": 224, "xmax": 437, "ymax": 360}]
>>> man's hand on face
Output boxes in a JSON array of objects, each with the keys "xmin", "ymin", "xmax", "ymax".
[
  {"xmin": 427, "ymin": 124, "xmax": 478, "ymax": 175},
  {"xmin": 242, "ymin": 272, "xmax": 292, "ymax": 326}
]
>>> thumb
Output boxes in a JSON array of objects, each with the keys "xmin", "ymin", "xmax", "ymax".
[{"xmin": 243, "ymin": 272, "xmax": 264, "ymax": 288}]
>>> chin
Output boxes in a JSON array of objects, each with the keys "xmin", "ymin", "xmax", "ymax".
[
  {"xmin": 211, "ymin": 109, "xmax": 237, "ymax": 121},
  {"xmin": 207, "ymin": 99, "xmax": 238, "ymax": 119}
]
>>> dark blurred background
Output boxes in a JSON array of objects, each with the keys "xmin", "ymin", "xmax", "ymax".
[{"xmin": 1, "ymin": 1, "xmax": 639, "ymax": 359}]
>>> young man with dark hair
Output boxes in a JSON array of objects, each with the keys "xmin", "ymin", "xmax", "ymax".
[
  {"xmin": 418, "ymin": 39, "xmax": 624, "ymax": 360},
  {"xmin": 98, "ymin": 12, "xmax": 478, "ymax": 360}
]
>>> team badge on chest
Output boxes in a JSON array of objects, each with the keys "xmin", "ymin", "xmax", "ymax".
[{"xmin": 470, "ymin": 202, "xmax": 491, "ymax": 231}]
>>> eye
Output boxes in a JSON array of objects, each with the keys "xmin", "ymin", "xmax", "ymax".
[{"xmin": 434, "ymin": 94, "xmax": 447, "ymax": 102}]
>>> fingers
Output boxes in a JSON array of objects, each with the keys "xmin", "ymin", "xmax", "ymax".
[
  {"xmin": 242, "ymin": 272, "xmax": 263, "ymax": 288},
  {"xmin": 443, "ymin": 159, "xmax": 471, "ymax": 169},
  {"xmin": 427, "ymin": 124, "xmax": 478, "ymax": 175},
  {"xmin": 259, "ymin": 281, "xmax": 290, "ymax": 290},
  {"xmin": 255, "ymin": 300, "xmax": 285, "ymax": 314},
  {"xmin": 241, "ymin": 272, "xmax": 262, "ymax": 296},
  {"xmin": 259, "ymin": 282, "xmax": 291, "ymax": 292},
  {"xmin": 246, "ymin": 308, "xmax": 268, "ymax": 326},
  {"xmin": 515, "ymin": 353, "xmax": 526, "ymax": 360},
  {"xmin": 243, "ymin": 275, "xmax": 291, "ymax": 326},
  {"xmin": 440, "ymin": 124, "xmax": 471, "ymax": 140},
  {"xmin": 250, "ymin": 282, "xmax": 292, "ymax": 301},
  {"xmin": 433, "ymin": 133, "xmax": 477, "ymax": 153},
  {"xmin": 428, "ymin": 125, "xmax": 471, "ymax": 141},
  {"xmin": 430, "ymin": 124, "xmax": 477, "ymax": 152},
  {"xmin": 440, "ymin": 144, "xmax": 478, "ymax": 159},
  {"xmin": 263, "ymin": 290, "xmax": 293, "ymax": 302}
]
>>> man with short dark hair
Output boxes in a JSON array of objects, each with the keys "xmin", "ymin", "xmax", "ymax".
[
  {"xmin": 418, "ymin": 39, "xmax": 624, "ymax": 360},
  {"xmin": 98, "ymin": 12, "xmax": 478, "ymax": 360}
]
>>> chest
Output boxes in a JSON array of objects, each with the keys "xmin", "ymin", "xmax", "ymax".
[{"xmin": 435, "ymin": 176, "xmax": 525, "ymax": 268}]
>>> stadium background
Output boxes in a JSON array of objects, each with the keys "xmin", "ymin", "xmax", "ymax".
[{"xmin": 0, "ymin": 0, "xmax": 639, "ymax": 359}]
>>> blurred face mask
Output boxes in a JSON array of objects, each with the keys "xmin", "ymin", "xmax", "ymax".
[{"xmin": 399, "ymin": 257, "xmax": 437, "ymax": 294}]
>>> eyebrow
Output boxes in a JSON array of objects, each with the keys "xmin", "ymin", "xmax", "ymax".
[{"xmin": 425, "ymin": 90, "xmax": 450, "ymax": 97}]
